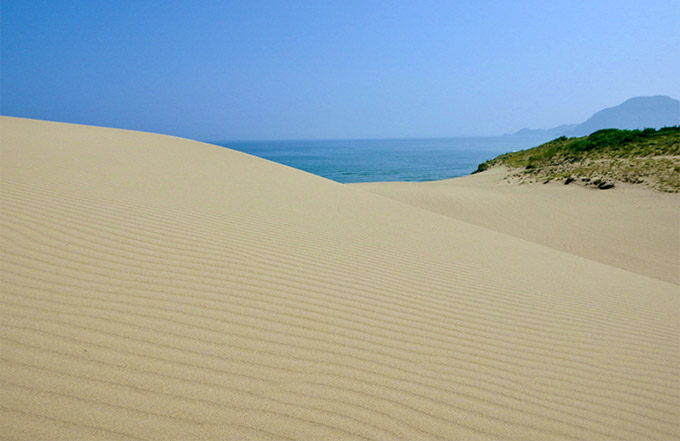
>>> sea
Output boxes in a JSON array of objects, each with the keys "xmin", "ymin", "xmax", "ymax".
[{"xmin": 213, "ymin": 136, "xmax": 548, "ymax": 183}]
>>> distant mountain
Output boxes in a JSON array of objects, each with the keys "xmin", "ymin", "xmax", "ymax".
[
  {"xmin": 512, "ymin": 124, "xmax": 578, "ymax": 138},
  {"xmin": 510, "ymin": 95, "xmax": 680, "ymax": 140},
  {"xmin": 567, "ymin": 96, "xmax": 680, "ymax": 136}
]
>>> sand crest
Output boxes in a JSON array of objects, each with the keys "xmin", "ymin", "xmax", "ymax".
[{"xmin": 1, "ymin": 117, "xmax": 678, "ymax": 440}]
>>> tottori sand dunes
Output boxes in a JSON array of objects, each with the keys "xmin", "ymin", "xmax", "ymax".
[{"xmin": 1, "ymin": 116, "xmax": 678, "ymax": 440}]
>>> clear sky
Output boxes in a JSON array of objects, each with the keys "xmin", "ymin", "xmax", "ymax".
[{"xmin": 2, "ymin": 0, "xmax": 679, "ymax": 140}]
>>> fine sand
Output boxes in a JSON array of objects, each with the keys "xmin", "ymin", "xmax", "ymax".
[
  {"xmin": 1, "ymin": 116, "xmax": 679, "ymax": 440},
  {"xmin": 353, "ymin": 168, "xmax": 680, "ymax": 285}
]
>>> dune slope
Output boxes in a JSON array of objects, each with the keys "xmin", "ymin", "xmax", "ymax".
[
  {"xmin": 1, "ymin": 117, "xmax": 679, "ymax": 440},
  {"xmin": 353, "ymin": 168, "xmax": 680, "ymax": 285}
]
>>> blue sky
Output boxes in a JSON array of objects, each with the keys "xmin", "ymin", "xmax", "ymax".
[{"xmin": 2, "ymin": 0, "xmax": 679, "ymax": 140}]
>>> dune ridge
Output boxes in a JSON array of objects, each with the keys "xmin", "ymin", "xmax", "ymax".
[{"xmin": 1, "ymin": 117, "xmax": 678, "ymax": 440}]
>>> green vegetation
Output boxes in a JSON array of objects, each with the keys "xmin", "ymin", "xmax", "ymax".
[{"xmin": 474, "ymin": 127, "xmax": 680, "ymax": 192}]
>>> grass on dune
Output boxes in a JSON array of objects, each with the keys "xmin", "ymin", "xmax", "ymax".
[{"xmin": 474, "ymin": 127, "xmax": 680, "ymax": 192}]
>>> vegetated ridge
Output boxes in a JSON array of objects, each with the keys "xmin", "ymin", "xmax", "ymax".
[{"xmin": 475, "ymin": 126, "xmax": 680, "ymax": 192}]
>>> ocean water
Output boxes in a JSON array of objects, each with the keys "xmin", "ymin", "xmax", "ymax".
[{"xmin": 214, "ymin": 136, "xmax": 546, "ymax": 183}]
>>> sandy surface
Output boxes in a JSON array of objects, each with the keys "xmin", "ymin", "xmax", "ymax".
[
  {"xmin": 353, "ymin": 168, "xmax": 680, "ymax": 285},
  {"xmin": 1, "ymin": 116, "xmax": 679, "ymax": 440}
]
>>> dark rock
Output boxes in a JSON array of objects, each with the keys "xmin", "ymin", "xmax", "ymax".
[{"xmin": 597, "ymin": 180, "xmax": 615, "ymax": 190}]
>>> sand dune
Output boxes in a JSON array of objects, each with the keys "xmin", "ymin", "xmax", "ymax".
[
  {"xmin": 1, "ymin": 116, "xmax": 678, "ymax": 440},
  {"xmin": 353, "ymin": 169, "xmax": 680, "ymax": 285}
]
